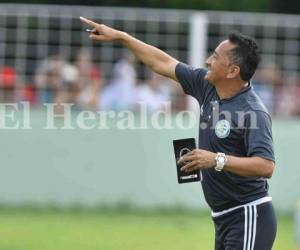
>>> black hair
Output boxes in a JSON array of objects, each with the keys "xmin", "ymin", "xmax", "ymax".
[{"xmin": 228, "ymin": 32, "xmax": 261, "ymax": 82}]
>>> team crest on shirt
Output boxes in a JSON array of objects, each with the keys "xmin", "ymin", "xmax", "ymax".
[{"xmin": 215, "ymin": 119, "xmax": 231, "ymax": 138}]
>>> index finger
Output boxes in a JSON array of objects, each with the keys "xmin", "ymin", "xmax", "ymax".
[
  {"xmin": 182, "ymin": 150, "xmax": 195, "ymax": 157},
  {"xmin": 177, "ymin": 150, "xmax": 193, "ymax": 163},
  {"xmin": 80, "ymin": 16, "xmax": 99, "ymax": 27},
  {"xmin": 179, "ymin": 154, "xmax": 197, "ymax": 164}
]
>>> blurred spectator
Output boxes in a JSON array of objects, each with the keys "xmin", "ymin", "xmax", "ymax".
[
  {"xmin": 20, "ymin": 84, "xmax": 37, "ymax": 105},
  {"xmin": 34, "ymin": 54, "xmax": 66, "ymax": 104},
  {"xmin": 59, "ymin": 63, "xmax": 80, "ymax": 105},
  {"xmin": 135, "ymin": 71, "xmax": 172, "ymax": 113},
  {"xmin": 100, "ymin": 52, "xmax": 136, "ymax": 111},
  {"xmin": 293, "ymin": 83, "xmax": 300, "ymax": 117},
  {"xmin": 75, "ymin": 48, "xmax": 103, "ymax": 110},
  {"xmin": 252, "ymin": 64, "xmax": 282, "ymax": 115},
  {"xmin": 275, "ymin": 75, "xmax": 300, "ymax": 118},
  {"xmin": 0, "ymin": 66, "xmax": 19, "ymax": 102},
  {"xmin": 34, "ymin": 54, "xmax": 79, "ymax": 107}
]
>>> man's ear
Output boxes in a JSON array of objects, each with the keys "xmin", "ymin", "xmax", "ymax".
[{"xmin": 227, "ymin": 65, "xmax": 240, "ymax": 79}]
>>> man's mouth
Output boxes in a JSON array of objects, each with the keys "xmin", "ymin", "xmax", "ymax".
[{"xmin": 204, "ymin": 67, "xmax": 211, "ymax": 79}]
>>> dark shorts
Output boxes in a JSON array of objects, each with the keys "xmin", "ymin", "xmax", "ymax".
[{"xmin": 213, "ymin": 201, "xmax": 277, "ymax": 250}]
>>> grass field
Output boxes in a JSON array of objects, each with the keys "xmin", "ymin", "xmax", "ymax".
[{"xmin": 0, "ymin": 207, "xmax": 295, "ymax": 250}]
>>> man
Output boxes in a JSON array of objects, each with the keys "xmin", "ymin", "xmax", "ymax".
[
  {"xmin": 80, "ymin": 16, "xmax": 277, "ymax": 250},
  {"xmin": 100, "ymin": 52, "xmax": 137, "ymax": 111}
]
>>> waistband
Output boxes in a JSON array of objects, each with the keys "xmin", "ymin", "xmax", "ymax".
[{"xmin": 211, "ymin": 196, "xmax": 272, "ymax": 218}]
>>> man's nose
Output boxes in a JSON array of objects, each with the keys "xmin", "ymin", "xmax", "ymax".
[{"xmin": 206, "ymin": 56, "xmax": 211, "ymax": 65}]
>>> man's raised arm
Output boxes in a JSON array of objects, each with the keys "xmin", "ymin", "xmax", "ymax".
[{"xmin": 80, "ymin": 17, "xmax": 179, "ymax": 81}]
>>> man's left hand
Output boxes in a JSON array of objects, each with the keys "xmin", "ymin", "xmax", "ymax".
[{"xmin": 178, "ymin": 149, "xmax": 217, "ymax": 173}]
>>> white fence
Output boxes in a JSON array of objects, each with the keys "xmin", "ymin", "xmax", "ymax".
[
  {"xmin": 1, "ymin": 4, "xmax": 300, "ymax": 82},
  {"xmin": 0, "ymin": 4, "xmax": 193, "ymax": 83}
]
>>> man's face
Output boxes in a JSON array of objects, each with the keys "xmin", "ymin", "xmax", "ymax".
[{"xmin": 205, "ymin": 40, "xmax": 236, "ymax": 84}]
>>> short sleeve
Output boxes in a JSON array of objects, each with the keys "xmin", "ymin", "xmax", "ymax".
[
  {"xmin": 175, "ymin": 62, "xmax": 209, "ymax": 104},
  {"xmin": 244, "ymin": 111, "xmax": 275, "ymax": 162}
]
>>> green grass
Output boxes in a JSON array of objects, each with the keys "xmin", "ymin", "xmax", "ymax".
[{"xmin": 0, "ymin": 208, "xmax": 295, "ymax": 250}]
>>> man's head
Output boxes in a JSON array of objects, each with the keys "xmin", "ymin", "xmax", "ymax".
[{"xmin": 205, "ymin": 32, "xmax": 261, "ymax": 85}]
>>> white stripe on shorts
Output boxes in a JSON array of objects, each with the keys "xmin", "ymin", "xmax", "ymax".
[
  {"xmin": 243, "ymin": 206, "xmax": 248, "ymax": 250},
  {"xmin": 243, "ymin": 205, "xmax": 258, "ymax": 250},
  {"xmin": 251, "ymin": 206, "xmax": 257, "ymax": 250}
]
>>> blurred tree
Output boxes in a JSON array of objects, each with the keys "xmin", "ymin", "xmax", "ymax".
[
  {"xmin": 271, "ymin": 0, "xmax": 300, "ymax": 14},
  {"xmin": 1, "ymin": 0, "xmax": 299, "ymax": 14},
  {"xmin": 166, "ymin": 0, "xmax": 272, "ymax": 12}
]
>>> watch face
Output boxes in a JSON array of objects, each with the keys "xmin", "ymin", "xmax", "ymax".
[{"xmin": 218, "ymin": 156, "xmax": 225, "ymax": 164}]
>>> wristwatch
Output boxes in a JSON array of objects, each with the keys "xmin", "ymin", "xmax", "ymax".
[{"xmin": 214, "ymin": 152, "xmax": 228, "ymax": 172}]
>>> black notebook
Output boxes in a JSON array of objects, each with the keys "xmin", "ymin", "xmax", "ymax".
[{"xmin": 173, "ymin": 138, "xmax": 202, "ymax": 184}]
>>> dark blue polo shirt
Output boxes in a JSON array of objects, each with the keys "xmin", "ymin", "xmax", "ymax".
[{"xmin": 175, "ymin": 63, "xmax": 275, "ymax": 212}]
